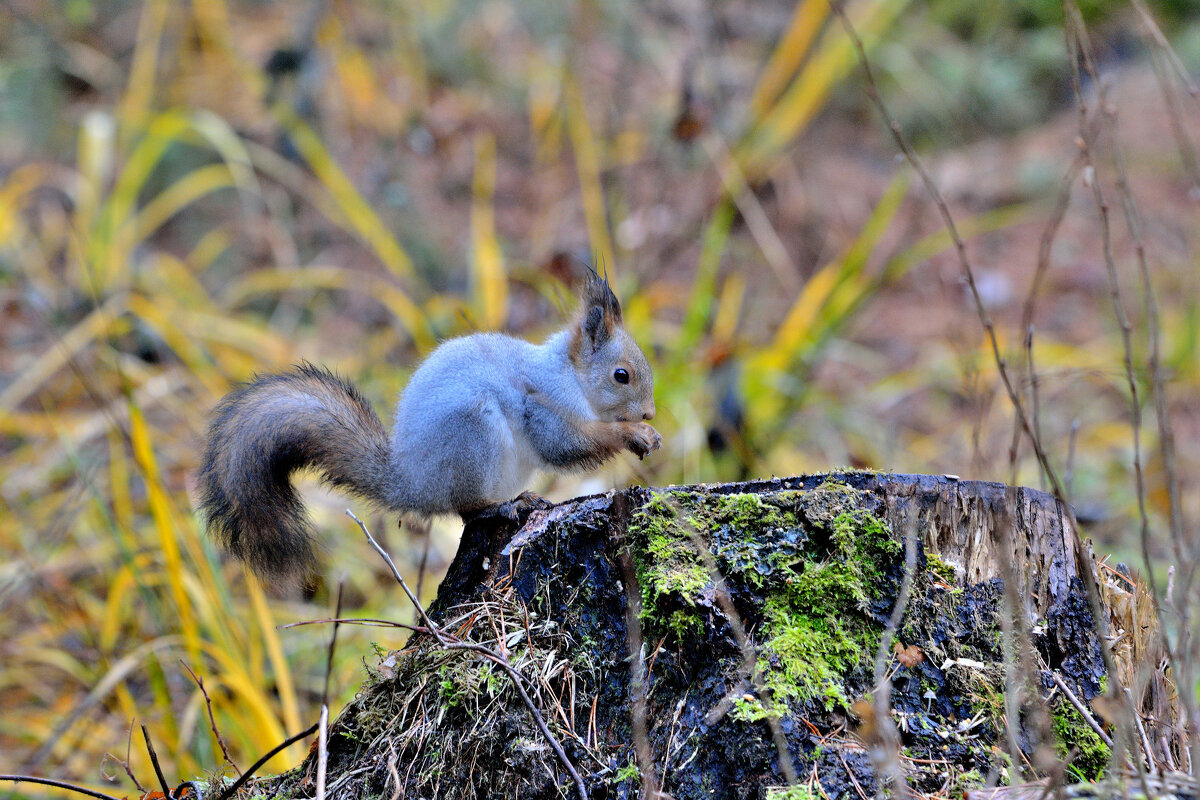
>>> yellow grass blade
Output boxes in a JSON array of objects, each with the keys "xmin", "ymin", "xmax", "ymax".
[
  {"xmin": 245, "ymin": 576, "xmax": 304, "ymax": 762},
  {"xmin": 117, "ymin": 0, "xmax": 170, "ymax": 143},
  {"xmin": 123, "ymin": 163, "xmax": 236, "ymax": 250},
  {"xmin": 187, "ymin": 227, "xmax": 232, "ymax": 271},
  {"xmin": 712, "ymin": 272, "xmax": 747, "ymax": 346},
  {"xmin": 746, "ymin": 0, "xmax": 831, "ymax": 118},
  {"xmin": 564, "ymin": 73, "xmax": 615, "ymax": 271},
  {"xmin": 271, "ymin": 105, "xmax": 419, "ymax": 285},
  {"xmin": 0, "ymin": 163, "xmax": 55, "ymax": 245},
  {"xmin": 221, "ymin": 264, "xmax": 433, "ymax": 350},
  {"xmin": 128, "ymin": 401, "xmax": 201, "ymax": 661},
  {"xmin": 736, "ymin": 0, "xmax": 910, "ymax": 176},
  {"xmin": 471, "ymin": 131, "xmax": 508, "ymax": 329},
  {"xmin": 0, "ymin": 293, "xmax": 126, "ymax": 412}
]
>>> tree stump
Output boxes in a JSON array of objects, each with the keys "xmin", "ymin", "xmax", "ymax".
[{"xmin": 270, "ymin": 472, "xmax": 1167, "ymax": 799}]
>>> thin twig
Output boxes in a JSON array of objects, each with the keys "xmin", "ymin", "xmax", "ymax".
[
  {"xmin": 316, "ymin": 582, "xmax": 343, "ymax": 800},
  {"xmin": 387, "ymin": 741, "xmax": 402, "ymax": 800},
  {"xmin": 1062, "ymin": 4, "xmax": 1189, "ymax": 780},
  {"xmin": 996, "ymin": 493, "xmax": 1046, "ymax": 779},
  {"xmin": 141, "ymin": 724, "xmax": 174, "ymax": 800},
  {"xmin": 1063, "ymin": 5, "xmax": 1157, "ymax": 605},
  {"xmin": 1065, "ymin": 419, "xmax": 1080, "ymax": 498},
  {"xmin": 830, "ymin": 0, "xmax": 1061, "ymax": 500},
  {"xmin": 280, "ymin": 617, "xmax": 420, "ymax": 631},
  {"xmin": 1019, "ymin": 149, "xmax": 1086, "ymax": 340},
  {"xmin": 830, "ymin": 6, "xmax": 1152, "ymax": 792},
  {"xmin": 872, "ymin": 498, "xmax": 920, "ymax": 685},
  {"xmin": 836, "ymin": 750, "xmax": 871, "ymax": 800},
  {"xmin": 866, "ymin": 499, "xmax": 919, "ymax": 800},
  {"xmin": 0, "ymin": 775, "xmax": 125, "ymax": 800},
  {"xmin": 347, "ymin": 509, "xmax": 590, "ymax": 800},
  {"xmin": 681, "ymin": 519, "xmax": 799, "ymax": 786},
  {"xmin": 1129, "ymin": 0, "xmax": 1200, "ymax": 101},
  {"xmin": 830, "ymin": 0, "xmax": 1129, "ymax": 759},
  {"xmin": 1125, "ymin": 687, "xmax": 1157, "ymax": 773},
  {"xmin": 617, "ymin": 545, "xmax": 664, "ymax": 796},
  {"xmin": 181, "ymin": 661, "xmax": 241, "ymax": 776},
  {"xmin": 415, "ymin": 519, "xmax": 434, "ymax": 602},
  {"xmin": 1049, "ymin": 672, "xmax": 1113, "ymax": 749},
  {"xmin": 215, "ymin": 721, "xmax": 321, "ymax": 800},
  {"xmin": 1027, "ymin": 326, "xmax": 1044, "ymax": 491},
  {"xmin": 322, "ymin": 582, "xmax": 345, "ymax": 708},
  {"xmin": 316, "ymin": 705, "xmax": 330, "ymax": 800},
  {"xmin": 123, "ymin": 718, "xmax": 147, "ymax": 792}
]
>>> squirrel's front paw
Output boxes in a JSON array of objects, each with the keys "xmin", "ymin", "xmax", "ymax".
[{"xmin": 626, "ymin": 422, "xmax": 663, "ymax": 459}]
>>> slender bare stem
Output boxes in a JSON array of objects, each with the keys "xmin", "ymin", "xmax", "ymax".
[
  {"xmin": 181, "ymin": 661, "xmax": 241, "ymax": 776},
  {"xmin": 216, "ymin": 721, "xmax": 321, "ymax": 800},
  {"xmin": 315, "ymin": 705, "xmax": 330, "ymax": 800},
  {"xmin": 0, "ymin": 775, "xmax": 125, "ymax": 800},
  {"xmin": 1049, "ymin": 672, "xmax": 1113, "ymax": 748},
  {"xmin": 140, "ymin": 724, "xmax": 174, "ymax": 800},
  {"xmin": 347, "ymin": 509, "xmax": 590, "ymax": 800},
  {"xmin": 683, "ymin": 519, "xmax": 800, "ymax": 785}
]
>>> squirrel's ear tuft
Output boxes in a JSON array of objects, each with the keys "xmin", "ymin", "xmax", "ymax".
[
  {"xmin": 577, "ymin": 269, "xmax": 622, "ymax": 353},
  {"xmin": 584, "ymin": 269, "xmax": 622, "ymax": 323}
]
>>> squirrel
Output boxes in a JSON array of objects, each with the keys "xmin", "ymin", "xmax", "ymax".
[{"xmin": 197, "ymin": 272, "xmax": 661, "ymax": 584}]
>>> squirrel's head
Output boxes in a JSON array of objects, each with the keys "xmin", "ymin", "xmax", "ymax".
[{"xmin": 569, "ymin": 271, "xmax": 656, "ymax": 423}]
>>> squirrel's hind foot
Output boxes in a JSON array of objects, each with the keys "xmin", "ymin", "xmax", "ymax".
[{"xmin": 463, "ymin": 492, "xmax": 552, "ymax": 525}]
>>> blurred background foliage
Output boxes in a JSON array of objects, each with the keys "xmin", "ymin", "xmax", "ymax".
[{"xmin": 0, "ymin": 0, "xmax": 1197, "ymax": 795}]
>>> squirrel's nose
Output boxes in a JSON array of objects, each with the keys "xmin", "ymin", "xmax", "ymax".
[{"xmin": 642, "ymin": 405, "xmax": 655, "ymax": 421}]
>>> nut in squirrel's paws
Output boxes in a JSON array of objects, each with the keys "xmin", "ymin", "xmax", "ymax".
[{"xmin": 628, "ymin": 422, "xmax": 663, "ymax": 459}]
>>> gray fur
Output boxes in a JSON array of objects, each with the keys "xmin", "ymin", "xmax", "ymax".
[{"xmin": 197, "ymin": 277, "xmax": 657, "ymax": 584}]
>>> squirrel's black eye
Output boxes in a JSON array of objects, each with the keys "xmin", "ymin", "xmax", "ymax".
[{"xmin": 614, "ymin": 368, "xmax": 630, "ymax": 384}]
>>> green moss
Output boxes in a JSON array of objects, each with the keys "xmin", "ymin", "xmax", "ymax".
[
  {"xmin": 951, "ymin": 768, "xmax": 985, "ymax": 795},
  {"xmin": 632, "ymin": 481, "xmax": 902, "ymax": 718},
  {"xmin": 712, "ymin": 492, "xmax": 791, "ymax": 531},
  {"xmin": 765, "ymin": 785, "xmax": 820, "ymax": 800},
  {"xmin": 739, "ymin": 502, "xmax": 899, "ymax": 716},
  {"xmin": 926, "ymin": 552, "xmax": 958, "ymax": 585},
  {"xmin": 613, "ymin": 762, "xmax": 640, "ymax": 784},
  {"xmin": 1052, "ymin": 698, "xmax": 1111, "ymax": 781},
  {"xmin": 630, "ymin": 493, "xmax": 710, "ymax": 638}
]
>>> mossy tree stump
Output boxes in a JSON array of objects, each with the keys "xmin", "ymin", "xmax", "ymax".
[{"xmin": 271, "ymin": 473, "xmax": 1144, "ymax": 800}]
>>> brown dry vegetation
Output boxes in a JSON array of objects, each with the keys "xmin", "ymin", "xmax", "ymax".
[{"xmin": 0, "ymin": 0, "xmax": 1198, "ymax": 797}]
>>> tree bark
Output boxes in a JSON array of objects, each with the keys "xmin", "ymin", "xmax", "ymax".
[{"xmin": 269, "ymin": 472, "xmax": 1168, "ymax": 800}]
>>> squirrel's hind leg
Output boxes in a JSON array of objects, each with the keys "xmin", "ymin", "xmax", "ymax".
[{"xmin": 460, "ymin": 491, "xmax": 552, "ymax": 525}]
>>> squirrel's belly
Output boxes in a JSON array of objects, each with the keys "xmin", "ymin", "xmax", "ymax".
[{"xmin": 490, "ymin": 431, "xmax": 541, "ymax": 501}]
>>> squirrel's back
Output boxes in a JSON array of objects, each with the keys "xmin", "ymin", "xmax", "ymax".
[{"xmin": 390, "ymin": 332, "xmax": 577, "ymax": 513}]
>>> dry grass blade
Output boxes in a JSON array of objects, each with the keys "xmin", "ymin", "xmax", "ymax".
[
  {"xmin": 347, "ymin": 509, "xmax": 590, "ymax": 800},
  {"xmin": 471, "ymin": 131, "xmax": 508, "ymax": 330}
]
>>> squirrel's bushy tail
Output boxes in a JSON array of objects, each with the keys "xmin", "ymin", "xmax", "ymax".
[{"xmin": 197, "ymin": 364, "xmax": 395, "ymax": 583}]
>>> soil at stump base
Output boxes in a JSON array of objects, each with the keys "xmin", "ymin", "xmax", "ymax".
[{"xmin": 268, "ymin": 472, "xmax": 1159, "ymax": 799}]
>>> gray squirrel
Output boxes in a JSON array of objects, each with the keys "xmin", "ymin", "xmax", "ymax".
[{"xmin": 197, "ymin": 272, "xmax": 661, "ymax": 584}]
